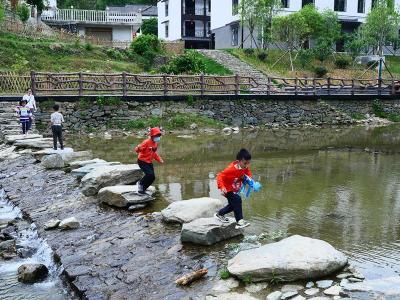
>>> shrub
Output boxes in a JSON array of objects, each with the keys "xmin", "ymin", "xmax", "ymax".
[
  {"xmin": 314, "ymin": 66, "xmax": 328, "ymax": 78},
  {"xmin": 257, "ymin": 51, "xmax": 268, "ymax": 62},
  {"xmin": 372, "ymin": 99, "xmax": 386, "ymax": 118},
  {"xmin": 17, "ymin": 3, "xmax": 30, "ymax": 23},
  {"xmin": 335, "ymin": 57, "xmax": 351, "ymax": 69},
  {"xmin": 130, "ymin": 34, "xmax": 161, "ymax": 56},
  {"xmin": 106, "ymin": 48, "xmax": 124, "ymax": 60},
  {"xmin": 219, "ymin": 268, "xmax": 231, "ymax": 280},
  {"xmin": 0, "ymin": 2, "xmax": 4, "ymax": 23},
  {"xmin": 298, "ymin": 49, "xmax": 314, "ymax": 68},
  {"xmin": 85, "ymin": 43, "xmax": 93, "ymax": 51},
  {"xmin": 160, "ymin": 51, "xmax": 206, "ymax": 74},
  {"xmin": 244, "ymin": 48, "xmax": 255, "ymax": 56},
  {"xmin": 141, "ymin": 18, "xmax": 158, "ymax": 36}
]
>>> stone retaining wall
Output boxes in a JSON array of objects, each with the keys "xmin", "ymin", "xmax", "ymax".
[{"xmin": 34, "ymin": 98, "xmax": 400, "ymax": 132}]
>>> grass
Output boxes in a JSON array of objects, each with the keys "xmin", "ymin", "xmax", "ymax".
[
  {"xmin": 227, "ymin": 48, "xmax": 400, "ymax": 79},
  {"xmin": 197, "ymin": 53, "xmax": 233, "ymax": 75},
  {"xmin": 115, "ymin": 113, "xmax": 225, "ymax": 131},
  {"xmin": 219, "ymin": 268, "xmax": 231, "ymax": 279}
]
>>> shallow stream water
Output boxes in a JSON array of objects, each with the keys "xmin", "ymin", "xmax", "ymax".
[{"xmin": 69, "ymin": 125, "xmax": 400, "ymax": 287}]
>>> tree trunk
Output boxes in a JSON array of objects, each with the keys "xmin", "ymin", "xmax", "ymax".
[{"xmin": 175, "ymin": 269, "xmax": 208, "ymax": 286}]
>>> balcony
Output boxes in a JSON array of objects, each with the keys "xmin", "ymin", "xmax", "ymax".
[
  {"xmin": 184, "ymin": 7, "xmax": 210, "ymax": 16},
  {"xmin": 41, "ymin": 8, "xmax": 142, "ymax": 25}
]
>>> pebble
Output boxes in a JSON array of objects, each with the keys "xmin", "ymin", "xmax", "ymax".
[
  {"xmin": 265, "ymin": 291, "xmax": 282, "ymax": 300},
  {"xmin": 324, "ymin": 285, "xmax": 341, "ymax": 296},
  {"xmin": 316, "ymin": 280, "xmax": 333, "ymax": 288},
  {"xmin": 281, "ymin": 291, "xmax": 298, "ymax": 299},
  {"xmin": 305, "ymin": 288, "xmax": 320, "ymax": 296},
  {"xmin": 306, "ymin": 281, "xmax": 315, "ymax": 288},
  {"xmin": 245, "ymin": 282, "xmax": 268, "ymax": 293},
  {"xmin": 281, "ymin": 284, "xmax": 303, "ymax": 292}
]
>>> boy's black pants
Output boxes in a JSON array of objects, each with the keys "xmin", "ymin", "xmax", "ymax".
[
  {"xmin": 21, "ymin": 121, "xmax": 29, "ymax": 134},
  {"xmin": 137, "ymin": 160, "xmax": 155, "ymax": 192},
  {"xmin": 218, "ymin": 192, "xmax": 243, "ymax": 222},
  {"xmin": 51, "ymin": 125, "xmax": 64, "ymax": 149}
]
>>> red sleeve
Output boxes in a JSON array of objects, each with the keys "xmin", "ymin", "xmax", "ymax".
[
  {"xmin": 153, "ymin": 152, "xmax": 162, "ymax": 163},
  {"xmin": 135, "ymin": 139, "xmax": 148, "ymax": 153},
  {"xmin": 217, "ymin": 164, "xmax": 234, "ymax": 190}
]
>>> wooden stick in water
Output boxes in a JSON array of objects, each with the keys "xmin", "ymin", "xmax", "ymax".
[{"xmin": 175, "ymin": 268, "xmax": 208, "ymax": 286}]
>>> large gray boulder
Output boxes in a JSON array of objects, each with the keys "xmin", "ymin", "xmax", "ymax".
[
  {"xmin": 18, "ymin": 264, "xmax": 49, "ymax": 283},
  {"xmin": 14, "ymin": 138, "xmax": 54, "ymax": 149},
  {"xmin": 80, "ymin": 164, "xmax": 142, "ymax": 196},
  {"xmin": 71, "ymin": 162, "xmax": 121, "ymax": 179},
  {"xmin": 41, "ymin": 154, "xmax": 65, "ymax": 169},
  {"xmin": 161, "ymin": 197, "xmax": 226, "ymax": 224},
  {"xmin": 181, "ymin": 217, "xmax": 243, "ymax": 245},
  {"xmin": 227, "ymin": 235, "xmax": 348, "ymax": 282},
  {"xmin": 5, "ymin": 134, "xmax": 43, "ymax": 144},
  {"xmin": 98, "ymin": 185, "xmax": 155, "ymax": 208}
]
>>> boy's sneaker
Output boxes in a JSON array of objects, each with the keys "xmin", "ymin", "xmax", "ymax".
[
  {"xmin": 235, "ymin": 219, "xmax": 250, "ymax": 229},
  {"xmin": 214, "ymin": 213, "xmax": 230, "ymax": 223},
  {"xmin": 136, "ymin": 181, "xmax": 143, "ymax": 193}
]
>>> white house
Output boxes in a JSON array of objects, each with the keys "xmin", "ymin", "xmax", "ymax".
[
  {"xmin": 157, "ymin": 0, "xmax": 212, "ymax": 49},
  {"xmin": 211, "ymin": 0, "xmax": 400, "ymax": 49}
]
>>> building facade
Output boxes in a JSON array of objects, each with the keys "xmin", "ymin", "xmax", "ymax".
[
  {"xmin": 158, "ymin": 0, "xmax": 212, "ymax": 49},
  {"xmin": 211, "ymin": 0, "xmax": 400, "ymax": 49}
]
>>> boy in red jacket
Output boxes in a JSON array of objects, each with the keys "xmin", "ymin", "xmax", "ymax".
[
  {"xmin": 215, "ymin": 148, "xmax": 252, "ymax": 229},
  {"xmin": 135, "ymin": 127, "xmax": 164, "ymax": 194}
]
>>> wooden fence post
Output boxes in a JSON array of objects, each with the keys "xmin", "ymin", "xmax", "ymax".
[
  {"xmin": 378, "ymin": 78, "xmax": 382, "ymax": 96},
  {"xmin": 78, "ymin": 72, "xmax": 83, "ymax": 96},
  {"xmin": 295, "ymin": 77, "xmax": 298, "ymax": 96},
  {"xmin": 163, "ymin": 75, "xmax": 168, "ymax": 96},
  {"xmin": 200, "ymin": 73, "xmax": 205, "ymax": 96},
  {"xmin": 327, "ymin": 77, "xmax": 331, "ymax": 95},
  {"xmin": 391, "ymin": 78, "xmax": 396, "ymax": 95},
  {"xmin": 351, "ymin": 79, "xmax": 355, "ymax": 96},
  {"xmin": 30, "ymin": 71, "xmax": 36, "ymax": 95},
  {"xmin": 313, "ymin": 78, "xmax": 316, "ymax": 96},
  {"xmin": 267, "ymin": 77, "xmax": 271, "ymax": 96},
  {"xmin": 122, "ymin": 72, "xmax": 127, "ymax": 97},
  {"xmin": 234, "ymin": 74, "xmax": 240, "ymax": 95}
]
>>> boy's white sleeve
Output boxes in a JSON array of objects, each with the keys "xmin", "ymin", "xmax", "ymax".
[{"xmin": 62, "ymin": 115, "xmax": 65, "ymax": 122}]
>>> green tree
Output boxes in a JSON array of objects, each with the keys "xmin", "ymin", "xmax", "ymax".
[
  {"xmin": 17, "ymin": 3, "xmax": 30, "ymax": 23},
  {"xmin": 26, "ymin": 0, "xmax": 44, "ymax": 13},
  {"xmin": 313, "ymin": 10, "xmax": 341, "ymax": 62},
  {"xmin": 239, "ymin": 0, "xmax": 259, "ymax": 48},
  {"xmin": 360, "ymin": 0, "xmax": 400, "ymax": 56},
  {"xmin": 0, "ymin": 2, "xmax": 4, "ymax": 23},
  {"xmin": 298, "ymin": 4, "xmax": 323, "ymax": 47},
  {"xmin": 255, "ymin": 0, "xmax": 282, "ymax": 49},
  {"xmin": 141, "ymin": 18, "xmax": 157, "ymax": 35}
]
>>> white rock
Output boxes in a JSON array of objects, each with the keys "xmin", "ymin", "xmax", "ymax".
[
  {"xmin": 333, "ymin": 296, "xmax": 342, "ymax": 300},
  {"xmin": 244, "ymin": 282, "xmax": 268, "ymax": 293},
  {"xmin": 80, "ymin": 164, "xmax": 142, "ymax": 196},
  {"xmin": 222, "ymin": 127, "xmax": 232, "ymax": 134},
  {"xmin": 41, "ymin": 154, "xmax": 65, "ymax": 169},
  {"xmin": 266, "ymin": 291, "xmax": 282, "ymax": 300},
  {"xmin": 59, "ymin": 217, "xmax": 80, "ymax": 230},
  {"xmin": 33, "ymin": 147, "xmax": 74, "ymax": 160},
  {"xmin": 210, "ymin": 292, "xmax": 257, "ymax": 300},
  {"xmin": 228, "ymin": 235, "xmax": 348, "ymax": 282},
  {"xmin": 189, "ymin": 123, "xmax": 198, "ymax": 130},
  {"xmin": 306, "ymin": 282, "xmax": 315, "ymax": 288},
  {"xmin": 69, "ymin": 158, "xmax": 107, "ymax": 169},
  {"xmin": 0, "ymin": 146, "xmax": 16, "ymax": 161},
  {"xmin": 281, "ymin": 291, "xmax": 298, "ymax": 299},
  {"xmin": 5, "ymin": 134, "xmax": 43, "ymax": 143},
  {"xmin": 281, "ymin": 284, "xmax": 304, "ymax": 292},
  {"xmin": 291, "ymin": 296, "xmax": 306, "ymax": 300},
  {"xmin": 98, "ymin": 185, "xmax": 155, "ymax": 208},
  {"xmin": 60, "ymin": 151, "xmax": 93, "ymax": 165},
  {"xmin": 161, "ymin": 197, "xmax": 226, "ymax": 224},
  {"xmin": 305, "ymin": 288, "xmax": 320, "ymax": 296},
  {"xmin": 181, "ymin": 217, "xmax": 243, "ymax": 245},
  {"xmin": 336, "ymin": 273, "xmax": 353, "ymax": 279},
  {"xmin": 232, "ymin": 127, "xmax": 240, "ymax": 132},
  {"xmin": 44, "ymin": 219, "xmax": 61, "ymax": 230},
  {"xmin": 14, "ymin": 138, "xmax": 54, "ymax": 149},
  {"xmin": 71, "ymin": 162, "xmax": 121, "ymax": 179},
  {"xmin": 324, "ymin": 285, "xmax": 341, "ymax": 296},
  {"xmin": 316, "ymin": 280, "xmax": 333, "ymax": 288},
  {"xmin": 210, "ymin": 278, "xmax": 240, "ymax": 294},
  {"xmin": 342, "ymin": 276, "xmax": 400, "ymax": 296},
  {"xmin": 308, "ymin": 298, "xmax": 331, "ymax": 300}
]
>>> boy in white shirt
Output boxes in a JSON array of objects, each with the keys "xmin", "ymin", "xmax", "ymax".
[{"xmin": 50, "ymin": 104, "xmax": 65, "ymax": 150}]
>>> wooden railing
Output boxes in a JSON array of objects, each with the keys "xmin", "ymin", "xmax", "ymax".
[
  {"xmin": 1, "ymin": 72, "xmax": 399, "ymax": 97},
  {"xmin": 41, "ymin": 8, "xmax": 142, "ymax": 25}
]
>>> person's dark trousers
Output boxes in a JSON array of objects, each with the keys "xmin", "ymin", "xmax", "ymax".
[
  {"xmin": 218, "ymin": 192, "xmax": 243, "ymax": 222},
  {"xmin": 51, "ymin": 125, "xmax": 64, "ymax": 149},
  {"xmin": 137, "ymin": 159, "xmax": 155, "ymax": 192},
  {"xmin": 27, "ymin": 116, "xmax": 33, "ymax": 131},
  {"xmin": 21, "ymin": 121, "xmax": 29, "ymax": 134}
]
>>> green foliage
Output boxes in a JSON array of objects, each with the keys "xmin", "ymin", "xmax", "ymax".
[
  {"xmin": 344, "ymin": 32, "xmax": 367, "ymax": 59},
  {"xmin": 313, "ymin": 40, "xmax": 333, "ymax": 62},
  {"xmin": 335, "ymin": 57, "xmax": 351, "ymax": 69},
  {"xmin": 85, "ymin": 42, "xmax": 94, "ymax": 51},
  {"xmin": 244, "ymin": 48, "xmax": 255, "ymax": 56},
  {"xmin": 0, "ymin": 2, "xmax": 4, "ymax": 23},
  {"xmin": 105, "ymin": 48, "xmax": 124, "ymax": 60},
  {"xmin": 26, "ymin": 0, "xmax": 44, "ymax": 13},
  {"xmin": 269, "ymin": 270, "xmax": 283, "ymax": 285},
  {"xmin": 351, "ymin": 113, "xmax": 365, "ymax": 120},
  {"xmin": 388, "ymin": 114, "xmax": 400, "ymax": 122},
  {"xmin": 78, "ymin": 97, "xmax": 92, "ymax": 109},
  {"xmin": 314, "ymin": 66, "xmax": 328, "ymax": 78},
  {"xmin": 298, "ymin": 4, "xmax": 324, "ymax": 42},
  {"xmin": 242, "ymin": 274, "xmax": 253, "ymax": 284},
  {"xmin": 141, "ymin": 18, "xmax": 158, "ymax": 36},
  {"xmin": 39, "ymin": 99, "xmax": 55, "ymax": 110},
  {"xmin": 257, "ymin": 51, "xmax": 268, "ymax": 62},
  {"xmin": 96, "ymin": 96, "xmax": 122, "ymax": 107},
  {"xmin": 297, "ymin": 49, "xmax": 313, "ymax": 68},
  {"xmin": 160, "ymin": 51, "xmax": 206, "ymax": 74},
  {"xmin": 17, "ymin": 3, "xmax": 30, "ymax": 23},
  {"xmin": 130, "ymin": 34, "xmax": 161, "ymax": 56},
  {"xmin": 372, "ymin": 99, "xmax": 386, "ymax": 117},
  {"xmin": 219, "ymin": 268, "xmax": 231, "ymax": 280},
  {"xmin": 186, "ymin": 95, "xmax": 194, "ymax": 106}
]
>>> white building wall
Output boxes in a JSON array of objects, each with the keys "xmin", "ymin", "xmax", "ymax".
[
  {"xmin": 158, "ymin": 0, "xmax": 182, "ymax": 41},
  {"xmin": 211, "ymin": 0, "xmax": 238, "ymax": 30},
  {"xmin": 112, "ymin": 26, "xmax": 132, "ymax": 41}
]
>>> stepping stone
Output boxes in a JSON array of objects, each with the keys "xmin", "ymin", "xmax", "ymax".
[
  {"xmin": 317, "ymin": 280, "xmax": 333, "ymax": 289},
  {"xmin": 5, "ymin": 134, "xmax": 43, "ymax": 143},
  {"xmin": 281, "ymin": 291, "xmax": 298, "ymax": 299},
  {"xmin": 266, "ymin": 291, "xmax": 282, "ymax": 300},
  {"xmin": 181, "ymin": 217, "xmax": 243, "ymax": 246},
  {"xmin": 305, "ymin": 288, "xmax": 320, "ymax": 296},
  {"xmin": 324, "ymin": 285, "xmax": 341, "ymax": 296},
  {"xmin": 69, "ymin": 158, "xmax": 107, "ymax": 169},
  {"xmin": 244, "ymin": 282, "xmax": 268, "ymax": 293},
  {"xmin": 161, "ymin": 197, "xmax": 226, "ymax": 224},
  {"xmin": 98, "ymin": 185, "xmax": 155, "ymax": 208},
  {"xmin": 281, "ymin": 284, "xmax": 304, "ymax": 292},
  {"xmin": 41, "ymin": 154, "xmax": 65, "ymax": 169},
  {"xmin": 71, "ymin": 162, "xmax": 121, "ymax": 179},
  {"xmin": 227, "ymin": 235, "xmax": 348, "ymax": 282},
  {"xmin": 14, "ymin": 138, "xmax": 53, "ymax": 149},
  {"xmin": 33, "ymin": 148, "xmax": 74, "ymax": 160},
  {"xmin": 210, "ymin": 278, "xmax": 240, "ymax": 294},
  {"xmin": 80, "ymin": 164, "xmax": 142, "ymax": 196}
]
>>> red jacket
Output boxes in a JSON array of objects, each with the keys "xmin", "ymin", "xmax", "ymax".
[
  {"xmin": 135, "ymin": 138, "xmax": 162, "ymax": 163},
  {"xmin": 217, "ymin": 160, "xmax": 252, "ymax": 193}
]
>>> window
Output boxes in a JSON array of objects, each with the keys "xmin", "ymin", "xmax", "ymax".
[
  {"xmin": 371, "ymin": 0, "xmax": 377, "ymax": 8},
  {"xmin": 165, "ymin": 23, "xmax": 169, "ymax": 38},
  {"xmin": 165, "ymin": 1, "xmax": 169, "ymax": 17},
  {"xmin": 334, "ymin": 0, "xmax": 346, "ymax": 12},
  {"xmin": 232, "ymin": 0, "xmax": 239, "ymax": 15},
  {"xmin": 358, "ymin": 0, "xmax": 365, "ymax": 13},
  {"xmin": 281, "ymin": 0, "xmax": 289, "ymax": 8},
  {"xmin": 302, "ymin": 0, "xmax": 314, "ymax": 7},
  {"xmin": 231, "ymin": 24, "xmax": 238, "ymax": 46}
]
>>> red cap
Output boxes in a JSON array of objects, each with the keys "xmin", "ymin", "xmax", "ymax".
[{"xmin": 149, "ymin": 127, "xmax": 162, "ymax": 137}]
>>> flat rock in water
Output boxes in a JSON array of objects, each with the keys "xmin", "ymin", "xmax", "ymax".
[
  {"xmin": 33, "ymin": 148, "xmax": 74, "ymax": 161},
  {"xmin": 44, "ymin": 219, "xmax": 61, "ymax": 230},
  {"xmin": 14, "ymin": 138, "xmax": 54, "ymax": 149},
  {"xmin": 210, "ymin": 278, "xmax": 240, "ymax": 294},
  {"xmin": 5, "ymin": 134, "xmax": 43, "ymax": 144},
  {"xmin": 305, "ymin": 288, "xmax": 320, "ymax": 296},
  {"xmin": 60, "ymin": 151, "xmax": 93, "ymax": 166},
  {"xmin": 80, "ymin": 164, "xmax": 142, "ymax": 196},
  {"xmin": 227, "ymin": 235, "xmax": 348, "ymax": 282},
  {"xmin": 161, "ymin": 197, "xmax": 226, "ymax": 224},
  {"xmin": 281, "ymin": 284, "xmax": 304, "ymax": 292},
  {"xmin": 71, "ymin": 162, "xmax": 121, "ymax": 179},
  {"xmin": 59, "ymin": 217, "xmax": 80, "ymax": 230},
  {"xmin": 181, "ymin": 217, "xmax": 243, "ymax": 245},
  {"xmin": 41, "ymin": 154, "xmax": 65, "ymax": 169},
  {"xmin": 128, "ymin": 204, "xmax": 147, "ymax": 211},
  {"xmin": 342, "ymin": 276, "xmax": 400, "ymax": 297},
  {"xmin": 98, "ymin": 185, "xmax": 155, "ymax": 208},
  {"xmin": 0, "ymin": 239, "xmax": 16, "ymax": 252},
  {"xmin": 323, "ymin": 285, "xmax": 341, "ymax": 296},
  {"xmin": 69, "ymin": 158, "xmax": 107, "ymax": 169},
  {"xmin": 17, "ymin": 263, "xmax": 48, "ymax": 283},
  {"xmin": 281, "ymin": 291, "xmax": 298, "ymax": 299},
  {"xmin": 316, "ymin": 280, "xmax": 333, "ymax": 288},
  {"xmin": 207, "ymin": 292, "xmax": 258, "ymax": 300},
  {"xmin": 266, "ymin": 291, "xmax": 282, "ymax": 300},
  {"xmin": 244, "ymin": 282, "xmax": 268, "ymax": 293}
]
